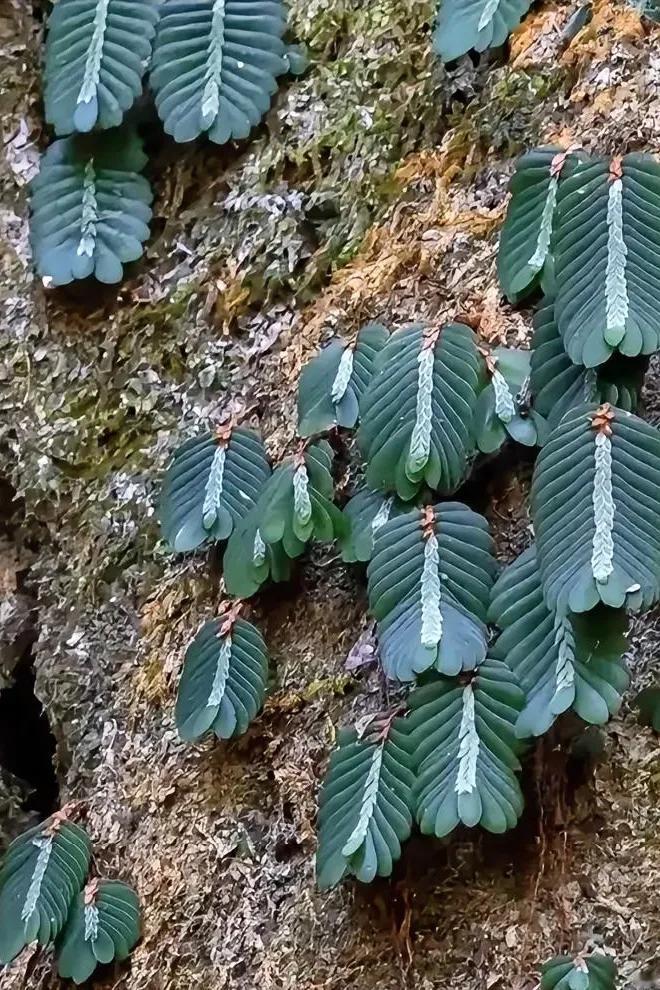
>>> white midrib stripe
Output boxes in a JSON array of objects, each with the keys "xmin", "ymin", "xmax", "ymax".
[
  {"xmin": 455, "ymin": 685, "xmax": 480, "ymax": 794},
  {"xmin": 202, "ymin": 445, "xmax": 227, "ymax": 529},
  {"xmin": 21, "ymin": 836, "xmax": 53, "ymax": 922},
  {"xmin": 420, "ymin": 533, "xmax": 442, "ymax": 647},
  {"xmin": 331, "ymin": 348, "xmax": 354, "ymax": 404},
  {"xmin": 528, "ymin": 175, "xmax": 558, "ymax": 271},
  {"xmin": 478, "ymin": 0, "xmax": 500, "ymax": 30},
  {"xmin": 591, "ymin": 431, "xmax": 615, "ymax": 583},
  {"xmin": 201, "ymin": 0, "xmax": 227, "ymax": 124},
  {"xmin": 605, "ymin": 178, "xmax": 629, "ymax": 345},
  {"xmin": 407, "ymin": 347, "xmax": 434, "ymax": 474},
  {"xmin": 77, "ymin": 0, "xmax": 110, "ymax": 106},
  {"xmin": 207, "ymin": 634, "xmax": 232, "ymax": 706},
  {"xmin": 77, "ymin": 159, "xmax": 98, "ymax": 259},
  {"xmin": 552, "ymin": 614, "xmax": 576, "ymax": 700},
  {"xmin": 341, "ymin": 745, "xmax": 383, "ymax": 856}
]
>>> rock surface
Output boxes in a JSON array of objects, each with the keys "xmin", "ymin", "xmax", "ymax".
[{"xmin": 0, "ymin": 1, "xmax": 659, "ymax": 989}]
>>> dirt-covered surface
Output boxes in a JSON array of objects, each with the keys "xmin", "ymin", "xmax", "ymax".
[{"xmin": 0, "ymin": 1, "xmax": 659, "ymax": 988}]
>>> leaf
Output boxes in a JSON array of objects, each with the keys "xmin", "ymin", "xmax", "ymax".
[
  {"xmin": 151, "ymin": 0, "xmax": 288, "ymax": 144},
  {"xmin": 541, "ymin": 954, "xmax": 617, "ymax": 990},
  {"xmin": 175, "ymin": 613, "xmax": 269, "ymax": 742},
  {"xmin": 433, "ymin": 0, "xmax": 534, "ymax": 62},
  {"xmin": 56, "ymin": 880, "xmax": 140, "ymax": 985},
  {"xmin": 407, "ymin": 660, "xmax": 525, "ymax": 837},
  {"xmin": 359, "ymin": 323, "xmax": 481, "ymax": 500},
  {"xmin": 0, "ymin": 814, "xmax": 92, "ymax": 964},
  {"xmin": 283, "ymin": 43, "xmax": 308, "ymax": 75},
  {"xmin": 367, "ymin": 503, "xmax": 497, "ymax": 681},
  {"xmin": 530, "ymin": 299, "xmax": 646, "ymax": 433},
  {"xmin": 474, "ymin": 347, "xmax": 545, "ymax": 454},
  {"xmin": 316, "ymin": 717, "xmax": 415, "ymax": 889},
  {"xmin": 258, "ymin": 440, "xmax": 345, "ymax": 557},
  {"xmin": 159, "ymin": 426, "xmax": 271, "ymax": 552},
  {"xmin": 44, "ymin": 0, "xmax": 159, "ymax": 135},
  {"xmin": 498, "ymin": 148, "xmax": 581, "ymax": 302},
  {"xmin": 635, "ymin": 685, "xmax": 660, "ymax": 731},
  {"xmin": 339, "ymin": 486, "xmax": 409, "ymax": 564},
  {"xmin": 222, "ymin": 503, "xmax": 293, "ymax": 599},
  {"xmin": 30, "ymin": 128, "xmax": 152, "ymax": 286},
  {"xmin": 553, "ymin": 153, "xmax": 660, "ymax": 367},
  {"xmin": 297, "ymin": 323, "xmax": 389, "ymax": 437},
  {"xmin": 530, "ymin": 403, "xmax": 660, "ymax": 615},
  {"xmin": 489, "ymin": 546, "xmax": 630, "ymax": 738}
]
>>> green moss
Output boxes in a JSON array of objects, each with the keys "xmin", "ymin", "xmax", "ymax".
[{"xmin": 205, "ymin": 0, "xmax": 443, "ymax": 299}]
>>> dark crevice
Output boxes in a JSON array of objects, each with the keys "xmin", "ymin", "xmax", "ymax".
[
  {"xmin": 0, "ymin": 645, "xmax": 60, "ymax": 818},
  {"xmin": 0, "ymin": 471, "xmax": 59, "ymax": 821}
]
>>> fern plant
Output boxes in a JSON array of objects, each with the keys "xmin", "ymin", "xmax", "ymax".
[
  {"xmin": 159, "ymin": 425, "xmax": 271, "ymax": 552},
  {"xmin": 358, "ymin": 322, "xmax": 482, "ymax": 499},
  {"xmin": 473, "ymin": 346, "xmax": 546, "ymax": 452},
  {"xmin": 44, "ymin": 0, "xmax": 159, "ymax": 135},
  {"xmin": 0, "ymin": 808, "xmax": 140, "ymax": 983},
  {"xmin": 316, "ymin": 714, "xmax": 415, "ymax": 889},
  {"xmin": 541, "ymin": 953, "xmax": 617, "ymax": 990},
  {"xmin": 297, "ymin": 323, "xmax": 389, "ymax": 437},
  {"xmin": 29, "ymin": 129, "xmax": 153, "ymax": 286},
  {"xmin": 151, "ymin": 0, "xmax": 289, "ymax": 144},
  {"xmin": 175, "ymin": 606, "xmax": 269, "ymax": 742},
  {"xmin": 31, "ymin": 0, "xmax": 302, "ymax": 286},
  {"xmin": 56, "ymin": 880, "xmax": 141, "ymax": 985},
  {"xmin": 154, "ymin": 146, "xmax": 660, "ymax": 906},
  {"xmin": 433, "ymin": 0, "xmax": 535, "ymax": 62},
  {"xmin": 367, "ymin": 503, "xmax": 497, "ymax": 680},
  {"xmin": 0, "ymin": 810, "xmax": 91, "ymax": 963},
  {"xmin": 311, "ymin": 147, "xmax": 660, "ymax": 890},
  {"xmin": 531, "ymin": 403, "xmax": 660, "ymax": 614},
  {"xmin": 408, "ymin": 661, "xmax": 525, "ymax": 836},
  {"xmin": 498, "ymin": 148, "xmax": 581, "ymax": 302},
  {"xmin": 530, "ymin": 299, "xmax": 647, "ymax": 431},
  {"xmin": 489, "ymin": 546, "xmax": 630, "ymax": 737}
]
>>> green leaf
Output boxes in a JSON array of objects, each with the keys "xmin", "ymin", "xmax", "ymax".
[
  {"xmin": 0, "ymin": 814, "xmax": 92, "ymax": 964},
  {"xmin": 44, "ymin": 0, "xmax": 159, "ymax": 135},
  {"xmin": 30, "ymin": 128, "xmax": 152, "ymax": 286},
  {"xmin": 359, "ymin": 323, "xmax": 481, "ymax": 500},
  {"xmin": 159, "ymin": 426, "xmax": 271, "ymax": 552},
  {"xmin": 258, "ymin": 441, "xmax": 345, "ymax": 557},
  {"xmin": 634, "ymin": 0, "xmax": 660, "ymax": 23},
  {"xmin": 339, "ymin": 486, "xmax": 410, "ymax": 563},
  {"xmin": 489, "ymin": 546, "xmax": 630, "ymax": 738},
  {"xmin": 316, "ymin": 717, "xmax": 415, "ymax": 889},
  {"xmin": 530, "ymin": 298, "xmax": 646, "ymax": 433},
  {"xmin": 433, "ymin": 0, "xmax": 534, "ymax": 62},
  {"xmin": 635, "ymin": 685, "xmax": 660, "ymax": 731},
  {"xmin": 175, "ymin": 613, "xmax": 269, "ymax": 742},
  {"xmin": 151, "ymin": 0, "xmax": 288, "ymax": 144},
  {"xmin": 498, "ymin": 148, "xmax": 581, "ymax": 302},
  {"xmin": 531, "ymin": 403, "xmax": 660, "ymax": 614},
  {"xmin": 407, "ymin": 660, "xmax": 525, "ymax": 837},
  {"xmin": 222, "ymin": 443, "xmax": 337, "ymax": 595},
  {"xmin": 554, "ymin": 153, "xmax": 660, "ymax": 366},
  {"xmin": 541, "ymin": 954, "xmax": 617, "ymax": 990},
  {"xmin": 56, "ymin": 880, "xmax": 141, "ymax": 985},
  {"xmin": 297, "ymin": 323, "xmax": 389, "ymax": 438},
  {"xmin": 474, "ymin": 347, "xmax": 544, "ymax": 453},
  {"xmin": 367, "ymin": 503, "xmax": 497, "ymax": 681},
  {"xmin": 283, "ymin": 43, "xmax": 309, "ymax": 75},
  {"xmin": 222, "ymin": 505, "xmax": 292, "ymax": 599}
]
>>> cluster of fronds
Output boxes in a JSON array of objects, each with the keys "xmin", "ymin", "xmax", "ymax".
[
  {"xmin": 29, "ymin": 0, "xmax": 302, "ymax": 286},
  {"xmin": 0, "ymin": 808, "xmax": 140, "ymax": 983}
]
